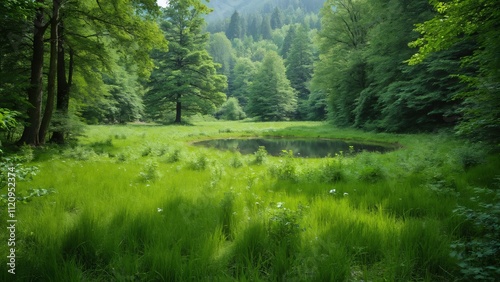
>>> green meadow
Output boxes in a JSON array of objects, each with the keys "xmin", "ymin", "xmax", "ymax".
[{"xmin": 1, "ymin": 121, "xmax": 499, "ymax": 281}]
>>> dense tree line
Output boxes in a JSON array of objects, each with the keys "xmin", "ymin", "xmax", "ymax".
[
  {"xmin": 1, "ymin": 0, "xmax": 498, "ymax": 144},
  {"xmin": 311, "ymin": 0, "xmax": 499, "ymax": 142},
  {"xmin": 0, "ymin": 0, "xmax": 165, "ymax": 145},
  {"xmin": 203, "ymin": 0, "xmax": 499, "ymax": 143}
]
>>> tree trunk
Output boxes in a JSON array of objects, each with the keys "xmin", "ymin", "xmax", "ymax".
[
  {"xmin": 18, "ymin": 0, "xmax": 46, "ymax": 146},
  {"xmin": 51, "ymin": 21, "xmax": 72, "ymax": 144},
  {"xmin": 39, "ymin": 0, "xmax": 60, "ymax": 144},
  {"xmin": 175, "ymin": 99, "xmax": 182, "ymax": 123}
]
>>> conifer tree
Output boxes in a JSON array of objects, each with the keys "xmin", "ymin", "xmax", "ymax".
[
  {"xmin": 260, "ymin": 15, "xmax": 273, "ymax": 40},
  {"xmin": 145, "ymin": 0, "xmax": 226, "ymax": 123},
  {"xmin": 226, "ymin": 10, "xmax": 242, "ymax": 40},
  {"xmin": 248, "ymin": 51, "xmax": 296, "ymax": 121},
  {"xmin": 281, "ymin": 24, "xmax": 296, "ymax": 59},
  {"xmin": 286, "ymin": 25, "xmax": 313, "ymax": 119},
  {"xmin": 270, "ymin": 7, "xmax": 283, "ymax": 29}
]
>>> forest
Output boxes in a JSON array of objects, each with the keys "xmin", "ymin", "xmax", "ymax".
[{"xmin": 0, "ymin": 0, "xmax": 499, "ymax": 281}]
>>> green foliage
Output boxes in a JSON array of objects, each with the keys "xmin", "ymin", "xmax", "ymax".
[
  {"xmin": 248, "ymin": 51, "xmax": 297, "ymax": 121},
  {"xmin": 453, "ymin": 144, "xmax": 487, "ymax": 170},
  {"xmin": 229, "ymin": 58, "xmax": 257, "ymax": 108},
  {"xmin": 144, "ymin": 0, "xmax": 227, "ymax": 123},
  {"xmin": 0, "ymin": 108, "xmax": 18, "ymax": 131},
  {"xmin": 409, "ymin": 0, "xmax": 500, "ymax": 142},
  {"xmin": 165, "ymin": 148, "xmax": 183, "ymax": 163},
  {"xmin": 0, "ymin": 2, "xmax": 33, "ymax": 120},
  {"xmin": 312, "ymin": 0, "xmax": 473, "ymax": 133},
  {"xmin": 320, "ymin": 157, "xmax": 345, "ymax": 183},
  {"xmin": 306, "ymin": 89, "xmax": 328, "ymax": 120},
  {"xmin": 253, "ymin": 146, "xmax": 268, "ymax": 165},
  {"xmin": 285, "ymin": 25, "xmax": 313, "ymax": 119},
  {"xmin": 63, "ymin": 146, "xmax": 98, "ymax": 161},
  {"xmin": 451, "ymin": 188, "xmax": 500, "ymax": 281},
  {"xmin": 139, "ymin": 160, "xmax": 160, "ymax": 183},
  {"xmin": 1, "ymin": 187, "xmax": 56, "ymax": 205},
  {"xmin": 313, "ymin": 0, "xmax": 369, "ymax": 126},
  {"xmin": 280, "ymin": 24, "xmax": 296, "ymax": 59},
  {"xmin": 268, "ymin": 203, "xmax": 302, "ymax": 252},
  {"xmin": 188, "ymin": 154, "xmax": 209, "ymax": 171},
  {"xmin": 260, "ymin": 15, "xmax": 273, "ymax": 40},
  {"xmin": 270, "ymin": 150, "xmax": 298, "ymax": 181},
  {"xmin": 216, "ymin": 97, "xmax": 247, "ymax": 120},
  {"xmin": 229, "ymin": 152, "xmax": 244, "ymax": 168},
  {"xmin": 208, "ymin": 32, "xmax": 234, "ymax": 77},
  {"xmin": 0, "ymin": 155, "xmax": 39, "ymax": 190},
  {"xmin": 226, "ymin": 11, "xmax": 243, "ymax": 40},
  {"xmin": 49, "ymin": 111, "xmax": 86, "ymax": 142},
  {"xmin": 270, "ymin": 7, "xmax": 284, "ymax": 30}
]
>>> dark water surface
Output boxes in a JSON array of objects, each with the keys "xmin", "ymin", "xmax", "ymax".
[{"xmin": 192, "ymin": 138, "xmax": 395, "ymax": 158}]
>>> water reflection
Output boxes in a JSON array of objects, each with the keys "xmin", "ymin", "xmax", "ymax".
[{"xmin": 193, "ymin": 138, "xmax": 394, "ymax": 158}]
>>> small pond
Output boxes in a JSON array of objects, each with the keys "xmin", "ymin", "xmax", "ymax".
[{"xmin": 193, "ymin": 138, "xmax": 395, "ymax": 158}]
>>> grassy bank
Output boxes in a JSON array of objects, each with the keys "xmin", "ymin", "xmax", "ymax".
[{"xmin": 1, "ymin": 121, "xmax": 498, "ymax": 281}]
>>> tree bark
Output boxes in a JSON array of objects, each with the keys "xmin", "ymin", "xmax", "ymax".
[
  {"xmin": 51, "ymin": 20, "xmax": 72, "ymax": 144},
  {"xmin": 39, "ymin": 0, "xmax": 61, "ymax": 144},
  {"xmin": 175, "ymin": 99, "xmax": 182, "ymax": 123},
  {"xmin": 18, "ymin": 0, "xmax": 46, "ymax": 146}
]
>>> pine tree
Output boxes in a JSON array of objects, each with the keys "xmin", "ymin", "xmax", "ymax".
[
  {"xmin": 247, "ymin": 15, "xmax": 261, "ymax": 41},
  {"xmin": 260, "ymin": 15, "xmax": 273, "ymax": 40},
  {"xmin": 145, "ymin": 0, "xmax": 226, "ymax": 123},
  {"xmin": 226, "ymin": 10, "xmax": 242, "ymax": 40},
  {"xmin": 281, "ymin": 24, "xmax": 296, "ymax": 59},
  {"xmin": 270, "ymin": 7, "xmax": 283, "ymax": 29},
  {"xmin": 285, "ymin": 25, "xmax": 313, "ymax": 119},
  {"xmin": 248, "ymin": 51, "xmax": 296, "ymax": 121}
]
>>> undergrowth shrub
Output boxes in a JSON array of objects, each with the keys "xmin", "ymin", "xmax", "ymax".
[
  {"xmin": 188, "ymin": 154, "xmax": 209, "ymax": 171},
  {"xmin": 253, "ymin": 146, "xmax": 267, "ymax": 165},
  {"xmin": 141, "ymin": 146, "xmax": 152, "ymax": 157},
  {"xmin": 230, "ymin": 152, "xmax": 244, "ymax": 168},
  {"xmin": 1, "ymin": 187, "xmax": 56, "ymax": 205},
  {"xmin": 268, "ymin": 203, "xmax": 302, "ymax": 251},
  {"xmin": 320, "ymin": 157, "xmax": 345, "ymax": 183},
  {"xmin": 139, "ymin": 160, "xmax": 160, "ymax": 182},
  {"xmin": 165, "ymin": 148, "xmax": 182, "ymax": 163},
  {"xmin": 356, "ymin": 153, "xmax": 385, "ymax": 183},
  {"xmin": 115, "ymin": 153, "xmax": 128, "ymax": 163},
  {"xmin": 451, "ymin": 187, "xmax": 500, "ymax": 281},
  {"xmin": 266, "ymin": 203, "xmax": 303, "ymax": 278},
  {"xmin": 358, "ymin": 165, "xmax": 385, "ymax": 183},
  {"xmin": 63, "ymin": 146, "xmax": 98, "ymax": 161},
  {"xmin": 208, "ymin": 162, "xmax": 224, "ymax": 188},
  {"xmin": 0, "ymin": 154, "xmax": 39, "ymax": 189},
  {"xmin": 113, "ymin": 133, "xmax": 127, "ymax": 140},
  {"xmin": 270, "ymin": 150, "xmax": 298, "ymax": 181},
  {"xmin": 453, "ymin": 144, "xmax": 487, "ymax": 170},
  {"xmin": 20, "ymin": 144, "xmax": 34, "ymax": 162}
]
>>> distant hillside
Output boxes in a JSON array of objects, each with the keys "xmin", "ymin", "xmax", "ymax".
[{"xmin": 205, "ymin": 0, "xmax": 325, "ymax": 22}]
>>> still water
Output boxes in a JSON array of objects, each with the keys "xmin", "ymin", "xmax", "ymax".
[{"xmin": 193, "ymin": 138, "xmax": 394, "ymax": 158}]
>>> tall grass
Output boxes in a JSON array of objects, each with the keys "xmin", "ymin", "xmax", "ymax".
[{"xmin": 0, "ymin": 121, "xmax": 497, "ymax": 281}]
